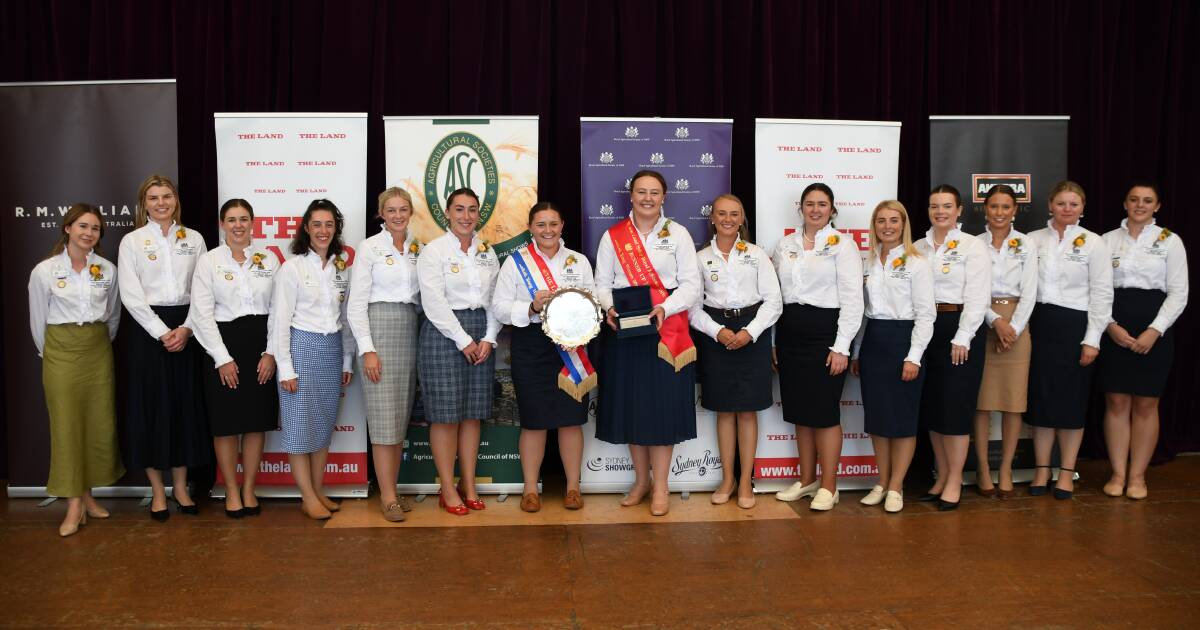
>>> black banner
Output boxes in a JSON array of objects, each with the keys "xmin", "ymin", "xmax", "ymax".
[{"xmin": 0, "ymin": 80, "xmax": 178, "ymax": 490}]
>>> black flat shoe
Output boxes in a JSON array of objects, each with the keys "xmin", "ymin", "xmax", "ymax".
[
  {"xmin": 1053, "ymin": 467, "xmax": 1076, "ymax": 500},
  {"xmin": 150, "ymin": 508, "xmax": 170, "ymax": 522},
  {"xmin": 916, "ymin": 493, "xmax": 941, "ymax": 502},
  {"xmin": 225, "ymin": 508, "xmax": 245, "ymax": 519},
  {"xmin": 938, "ymin": 499, "xmax": 960, "ymax": 511},
  {"xmin": 242, "ymin": 504, "xmax": 261, "ymax": 517}
]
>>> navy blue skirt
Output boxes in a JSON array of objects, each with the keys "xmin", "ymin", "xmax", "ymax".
[
  {"xmin": 510, "ymin": 323, "xmax": 588, "ymax": 430},
  {"xmin": 596, "ymin": 326, "xmax": 697, "ymax": 446},
  {"xmin": 859, "ymin": 319, "xmax": 925, "ymax": 438},
  {"xmin": 1098, "ymin": 289, "xmax": 1174, "ymax": 397},
  {"xmin": 695, "ymin": 304, "xmax": 773, "ymax": 412},
  {"xmin": 776, "ymin": 304, "xmax": 845, "ymax": 427},
  {"xmin": 919, "ymin": 311, "xmax": 987, "ymax": 436},
  {"xmin": 1026, "ymin": 303, "xmax": 1092, "ymax": 429}
]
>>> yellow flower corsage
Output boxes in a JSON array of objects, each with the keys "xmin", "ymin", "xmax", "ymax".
[
  {"xmin": 1007, "ymin": 238, "xmax": 1021, "ymax": 251},
  {"xmin": 1158, "ymin": 228, "xmax": 1172, "ymax": 242},
  {"xmin": 1072, "ymin": 234, "xmax": 1086, "ymax": 248},
  {"xmin": 735, "ymin": 240, "xmax": 748, "ymax": 253},
  {"xmin": 946, "ymin": 239, "xmax": 959, "ymax": 249},
  {"xmin": 565, "ymin": 254, "xmax": 578, "ymax": 266},
  {"xmin": 409, "ymin": 241, "xmax": 421, "ymax": 255},
  {"xmin": 891, "ymin": 255, "xmax": 906, "ymax": 269},
  {"xmin": 333, "ymin": 256, "xmax": 346, "ymax": 271},
  {"xmin": 251, "ymin": 252, "xmax": 266, "ymax": 269},
  {"xmin": 477, "ymin": 240, "xmax": 489, "ymax": 253},
  {"xmin": 826, "ymin": 234, "xmax": 840, "ymax": 247},
  {"xmin": 88, "ymin": 264, "xmax": 103, "ymax": 280},
  {"xmin": 658, "ymin": 219, "xmax": 672, "ymax": 239},
  {"xmin": 175, "ymin": 227, "xmax": 187, "ymax": 240}
]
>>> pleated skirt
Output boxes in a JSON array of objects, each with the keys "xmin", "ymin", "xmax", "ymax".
[
  {"xmin": 976, "ymin": 300, "xmax": 1032, "ymax": 413},
  {"xmin": 43, "ymin": 323, "xmax": 125, "ymax": 497},
  {"xmin": 859, "ymin": 319, "xmax": 925, "ymax": 438},
  {"xmin": 359, "ymin": 302, "xmax": 418, "ymax": 444},
  {"xmin": 202, "ymin": 315, "xmax": 279, "ymax": 437},
  {"xmin": 126, "ymin": 304, "xmax": 212, "ymax": 471},
  {"xmin": 1098, "ymin": 289, "xmax": 1174, "ymax": 397},
  {"xmin": 775, "ymin": 304, "xmax": 846, "ymax": 427},
  {"xmin": 596, "ymin": 326, "xmax": 697, "ymax": 446},
  {"xmin": 278, "ymin": 328, "xmax": 343, "ymax": 454},
  {"xmin": 416, "ymin": 308, "xmax": 494, "ymax": 424},
  {"xmin": 919, "ymin": 311, "xmax": 987, "ymax": 435},
  {"xmin": 1026, "ymin": 303, "xmax": 1092, "ymax": 429},
  {"xmin": 510, "ymin": 323, "xmax": 588, "ymax": 429}
]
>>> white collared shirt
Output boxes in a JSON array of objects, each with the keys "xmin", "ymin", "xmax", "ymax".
[
  {"xmin": 189, "ymin": 241, "xmax": 279, "ymax": 368},
  {"xmin": 117, "ymin": 222, "xmax": 207, "ymax": 338},
  {"xmin": 271, "ymin": 250, "xmax": 355, "ymax": 381},
  {"xmin": 347, "ymin": 230, "xmax": 421, "ymax": 354},
  {"xmin": 914, "ymin": 226, "xmax": 991, "ymax": 347},
  {"xmin": 594, "ymin": 213, "xmax": 702, "ymax": 317},
  {"xmin": 689, "ymin": 238, "xmax": 782, "ymax": 342},
  {"xmin": 1103, "ymin": 220, "xmax": 1189, "ymax": 334},
  {"xmin": 28, "ymin": 250, "xmax": 121, "ymax": 356},
  {"xmin": 771, "ymin": 226, "xmax": 865, "ymax": 354},
  {"xmin": 981, "ymin": 226, "xmax": 1038, "ymax": 336},
  {"xmin": 493, "ymin": 242, "xmax": 596, "ymax": 327},
  {"xmin": 416, "ymin": 231, "xmax": 501, "ymax": 350},
  {"xmin": 1029, "ymin": 220, "xmax": 1114, "ymax": 347},
  {"xmin": 853, "ymin": 245, "xmax": 936, "ymax": 365}
]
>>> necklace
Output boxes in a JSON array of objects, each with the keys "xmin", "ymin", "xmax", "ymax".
[{"xmin": 801, "ymin": 230, "xmax": 815, "ymax": 244}]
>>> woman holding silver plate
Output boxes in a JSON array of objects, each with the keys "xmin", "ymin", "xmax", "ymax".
[{"xmin": 493, "ymin": 202, "xmax": 597, "ymax": 513}]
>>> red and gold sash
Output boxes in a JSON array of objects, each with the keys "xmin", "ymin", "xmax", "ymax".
[{"xmin": 608, "ymin": 219, "xmax": 696, "ymax": 371}]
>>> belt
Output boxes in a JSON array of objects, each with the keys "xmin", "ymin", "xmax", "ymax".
[
  {"xmin": 991, "ymin": 296, "xmax": 1019, "ymax": 305},
  {"xmin": 936, "ymin": 303, "xmax": 962, "ymax": 313},
  {"xmin": 705, "ymin": 302, "xmax": 762, "ymax": 319}
]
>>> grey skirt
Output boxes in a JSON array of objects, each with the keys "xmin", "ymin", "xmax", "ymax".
[
  {"xmin": 416, "ymin": 308, "xmax": 494, "ymax": 424},
  {"xmin": 359, "ymin": 302, "xmax": 418, "ymax": 445}
]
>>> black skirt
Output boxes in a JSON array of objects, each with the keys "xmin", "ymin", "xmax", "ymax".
[
  {"xmin": 596, "ymin": 325, "xmax": 697, "ymax": 446},
  {"xmin": 695, "ymin": 304, "xmax": 773, "ymax": 412},
  {"xmin": 510, "ymin": 323, "xmax": 588, "ymax": 430},
  {"xmin": 1026, "ymin": 303, "xmax": 1093, "ymax": 429},
  {"xmin": 201, "ymin": 315, "xmax": 280, "ymax": 437},
  {"xmin": 859, "ymin": 319, "xmax": 925, "ymax": 438},
  {"xmin": 919, "ymin": 311, "xmax": 987, "ymax": 436},
  {"xmin": 1098, "ymin": 289, "xmax": 1175, "ymax": 397},
  {"xmin": 125, "ymin": 305, "xmax": 213, "ymax": 470},
  {"xmin": 775, "ymin": 304, "xmax": 846, "ymax": 427}
]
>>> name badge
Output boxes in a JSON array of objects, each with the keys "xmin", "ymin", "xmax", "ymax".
[
  {"xmin": 1065, "ymin": 253, "xmax": 1089, "ymax": 264},
  {"xmin": 304, "ymin": 279, "xmax": 320, "ymax": 288},
  {"xmin": 889, "ymin": 270, "xmax": 912, "ymax": 281},
  {"xmin": 90, "ymin": 278, "xmax": 113, "ymax": 289},
  {"xmin": 652, "ymin": 241, "xmax": 676, "ymax": 253}
]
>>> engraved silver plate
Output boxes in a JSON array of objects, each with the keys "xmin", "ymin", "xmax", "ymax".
[{"xmin": 541, "ymin": 287, "xmax": 602, "ymax": 350}]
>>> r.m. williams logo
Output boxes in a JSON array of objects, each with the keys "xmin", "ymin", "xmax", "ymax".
[
  {"xmin": 971, "ymin": 174, "xmax": 1031, "ymax": 203},
  {"xmin": 700, "ymin": 152, "xmax": 714, "ymax": 165},
  {"xmin": 624, "ymin": 126, "xmax": 639, "ymax": 138},
  {"xmin": 599, "ymin": 151, "xmax": 614, "ymax": 164},
  {"xmin": 650, "ymin": 152, "xmax": 664, "ymax": 164},
  {"xmin": 599, "ymin": 203, "xmax": 614, "ymax": 216},
  {"xmin": 675, "ymin": 179, "xmax": 690, "ymax": 191},
  {"xmin": 675, "ymin": 127, "xmax": 689, "ymax": 139},
  {"xmin": 425, "ymin": 132, "xmax": 500, "ymax": 230},
  {"xmin": 700, "ymin": 204, "xmax": 713, "ymax": 217}
]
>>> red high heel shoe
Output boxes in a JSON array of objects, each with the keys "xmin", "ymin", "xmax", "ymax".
[
  {"xmin": 439, "ymin": 491, "xmax": 469, "ymax": 516},
  {"xmin": 458, "ymin": 483, "xmax": 486, "ymax": 511}
]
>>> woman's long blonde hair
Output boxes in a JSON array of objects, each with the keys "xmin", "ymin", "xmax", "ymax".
[
  {"xmin": 134, "ymin": 174, "xmax": 183, "ymax": 228},
  {"xmin": 868, "ymin": 200, "xmax": 921, "ymax": 258}
]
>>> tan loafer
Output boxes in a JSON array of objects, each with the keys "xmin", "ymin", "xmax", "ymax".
[
  {"xmin": 563, "ymin": 489, "xmax": 584, "ymax": 510},
  {"xmin": 382, "ymin": 502, "xmax": 406, "ymax": 522},
  {"xmin": 520, "ymin": 493, "xmax": 542, "ymax": 513}
]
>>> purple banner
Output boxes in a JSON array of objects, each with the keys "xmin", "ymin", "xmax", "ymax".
[{"xmin": 580, "ymin": 119, "xmax": 733, "ymax": 261}]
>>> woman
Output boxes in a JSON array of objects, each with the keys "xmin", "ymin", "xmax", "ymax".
[
  {"xmin": 272, "ymin": 199, "xmax": 356, "ymax": 520},
  {"xmin": 1026, "ymin": 181, "xmax": 1113, "ymax": 499},
  {"xmin": 691, "ymin": 194, "xmax": 782, "ymax": 510},
  {"xmin": 190, "ymin": 199, "xmax": 278, "ymax": 518},
  {"xmin": 348, "ymin": 188, "xmax": 422, "ymax": 522},
  {"xmin": 1099, "ymin": 183, "xmax": 1188, "ymax": 500},
  {"xmin": 771, "ymin": 184, "xmax": 862, "ymax": 511},
  {"xmin": 118, "ymin": 174, "xmax": 210, "ymax": 520},
  {"xmin": 851, "ymin": 200, "xmax": 935, "ymax": 514},
  {"xmin": 595, "ymin": 169, "xmax": 702, "ymax": 517},
  {"xmin": 972, "ymin": 185, "xmax": 1037, "ymax": 499},
  {"xmin": 416, "ymin": 188, "xmax": 500, "ymax": 516},
  {"xmin": 29, "ymin": 204, "xmax": 124, "ymax": 536},
  {"xmin": 914, "ymin": 185, "xmax": 991, "ymax": 510},
  {"xmin": 493, "ymin": 202, "xmax": 596, "ymax": 512}
]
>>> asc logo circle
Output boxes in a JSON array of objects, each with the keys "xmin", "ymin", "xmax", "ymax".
[{"xmin": 424, "ymin": 131, "xmax": 500, "ymax": 230}]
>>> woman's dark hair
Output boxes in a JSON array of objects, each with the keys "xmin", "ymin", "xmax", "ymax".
[
  {"xmin": 800, "ymin": 182, "xmax": 838, "ymax": 222},
  {"xmin": 929, "ymin": 183, "xmax": 963, "ymax": 207},
  {"xmin": 527, "ymin": 201, "xmax": 563, "ymax": 225},
  {"xmin": 446, "ymin": 187, "xmax": 480, "ymax": 208},
  {"xmin": 629, "ymin": 170, "xmax": 668, "ymax": 194},
  {"xmin": 48, "ymin": 203, "xmax": 104, "ymax": 257},
  {"xmin": 1126, "ymin": 180, "xmax": 1162, "ymax": 203},
  {"xmin": 983, "ymin": 184, "xmax": 1018, "ymax": 206},
  {"xmin": 219, "ymin": 198, "xmax": 254, "ymax": 221},
  {"xmin": 290, "ymin": 198, "xmax": 345, "ymax": 258}
]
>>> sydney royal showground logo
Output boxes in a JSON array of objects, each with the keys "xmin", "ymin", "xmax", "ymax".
[{"xmin": 425, "ymin": 132, "xmax": 499, "ymax": 230}]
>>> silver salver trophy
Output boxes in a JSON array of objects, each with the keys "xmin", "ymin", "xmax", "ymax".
[{"xmin": 540, "ymin": 287, "xmax": 603, "ymax": 349}]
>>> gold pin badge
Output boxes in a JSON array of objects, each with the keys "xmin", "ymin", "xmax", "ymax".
[
  {"xmin": 942, "ymin": 265, "xmax": 950, "ymax": 274},
  {"xmin": 148, "ymin": 254, "xmax": 157, "ymax": 261},
  {"xmin": 1112, "ymin": 260, "xmax": 1120, "ymax": 268},
  {"xmin": 225, "ymin": 273, "xmax": 234, "ymax": 281},
  {"xmin": 338, "ymin": 293, "xmax": 346, "ymax": 302},
  {"xmin": 386, "ymin": 258, "xmax": 395, "ymax": 266},
  {"xmin": 56, "ymin": 280, "xmax": 67, "ymax": 288},
  {"xmin": 450, "ymin": 263, "xmax": 460, "ymax": 274},
  {"xmin": 710, "ymin": 273, "xmax": 719, "ymax": 282},
  {"xmin": 144, "ymin": 239, "xmax": 151, "ymax": 246}
]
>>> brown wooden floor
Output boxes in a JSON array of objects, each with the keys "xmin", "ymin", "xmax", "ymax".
[{"xmin": 2, "ymin": 457, "xmax": 1197, "ymax": 628}]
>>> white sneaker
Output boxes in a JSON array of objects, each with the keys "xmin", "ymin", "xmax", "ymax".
[
  {"xmin": 860, "ymin": 485, "xmax": 886, "ymax": 506},
  {"xmin": 775, "ymin": 480, "xmax": 821, "ymax": 502},
  {"xmin": 884, "ymin": 490, "xmax": 904, "ymax": 513},
  {"xmin": 809, "ymin": 488, "xmax": 839, "ymax": 511}
]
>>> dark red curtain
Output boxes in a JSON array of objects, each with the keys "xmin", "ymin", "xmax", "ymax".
[{"xmin": 3, "ymin": 0, "xmax": 1196, "ymax": 468}]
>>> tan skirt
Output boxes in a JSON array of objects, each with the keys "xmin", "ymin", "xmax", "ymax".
[{"xmin": 976, "ymin": 300, "xmax": 1032, "ymax": 413}]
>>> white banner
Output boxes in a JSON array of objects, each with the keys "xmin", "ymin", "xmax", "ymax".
[
  {"xmin": 754, "ymin": 118, "xmax": 901, "ymax": 490},
  {"xmin": 213, "ymin": 113, "xmax": 369, "ymax": 496}
]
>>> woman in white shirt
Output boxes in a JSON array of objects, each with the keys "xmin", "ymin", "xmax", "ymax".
[
  {"xmin": 771, "ymin": 184, "xmax": 862, "ymax": 511},
  {"xmin": 1099, "ymin": 182, "xmax": 1188, "ymax": 500},
  {"xmin": 118, "ymin": 174, "xmax": 210, "ymax": 521},
  {"xmin": 347, "ymin": 188, "xmax": 422, "ymax": 522},
  {"xmin": 914, "ymin": 185, "xmax": 991, "ymax": 511},
  {"xmin": 972, "ymin": 185, "xmax": 1038, "ymax": 499},
  {"xmin": 416, "ymin": 188, "xmax": 500, "ymax": 516},
  {"xmin": 595, "ymin": 170, "xmax": 702, "ymax": 517},
  {"xmin": 690, "ymin": 194, "xmax": 782, "ymax": 510},
  {"xmin": 493, "ymin": 202, "xmax": 596, "ymax": 513},
  {"xmin": 1026, "ymin": 181, "xmax": 1113, "ymax": 499},
  {"xmin": 190, "ymin": 199, "xmax": 278, "ymax": 518},
  {"xmin": 271, "ymin": 199, "xmax": 355, "ymax": 520},
  {"xmin": 28, "ymin": 204, "xmax": 124, "ymax": 537},
  {"xmin": 850, "ymin": 200, "xmax": 935, "ymax": 514}
]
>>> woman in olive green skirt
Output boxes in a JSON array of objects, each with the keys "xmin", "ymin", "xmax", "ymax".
[{"xmin": 28, "ymin": 204, "xmax": 125, "ymax": 537}]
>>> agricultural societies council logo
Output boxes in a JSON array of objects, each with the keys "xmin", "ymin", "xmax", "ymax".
[{"xmin": 424, "ymin": 132, "xmax": 500, "ymax": 230}]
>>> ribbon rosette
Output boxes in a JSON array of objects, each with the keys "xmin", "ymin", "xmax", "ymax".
[{"xmin": 88, "ymin": 264, "xmax": 103, "ymax": 280}]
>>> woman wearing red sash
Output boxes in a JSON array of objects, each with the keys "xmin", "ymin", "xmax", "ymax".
[
  {"xmin": 493, "ymin": 202, "xmax": 596, "ymax": 512},
  {"xmin": 595, "ymin": 170, "xmax": 702, "ymax": 517}
]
